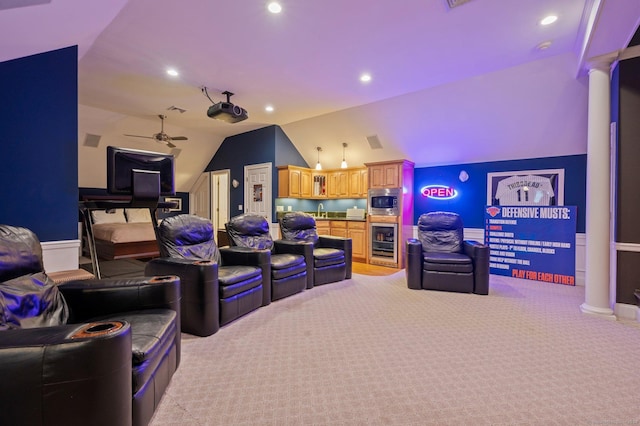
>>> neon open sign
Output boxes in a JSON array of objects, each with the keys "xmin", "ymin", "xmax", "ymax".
[{"xmin": 421, "ymin": 185, "xmax": 458, "ymax": 200}]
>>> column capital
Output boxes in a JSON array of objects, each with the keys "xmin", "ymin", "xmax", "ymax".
[{"xmin": 586, "ymin": 51, "xmax": 619, "ymax": 72}]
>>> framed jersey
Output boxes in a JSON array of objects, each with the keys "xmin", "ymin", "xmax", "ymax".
[{"xmin": 487, "ymin": 169, "xmax": 564, "ymax": 206}]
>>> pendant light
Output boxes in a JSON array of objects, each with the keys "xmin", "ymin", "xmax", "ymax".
[
  {"xmin": 315, "ymin": 147, "xmax": 322, "ymax": 170},
  {"xmin": 340, "ymin": 143, "xmax": 348, "ymax": 169}
]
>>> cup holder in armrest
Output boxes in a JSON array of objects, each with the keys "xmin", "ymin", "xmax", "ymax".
[
  {"xmin": 149, "ymin": 275, "xmax": 179, "ymax": 283},
  {"xmin": 70, "ymin": 321, "xmax": 126, "ymax": 339}
]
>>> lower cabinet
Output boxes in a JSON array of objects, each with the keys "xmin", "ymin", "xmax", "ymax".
[
  {"xmin": 322, "ymin": 220, "xmax": 366, "ymax": 262},
  {"xmin": 347, "ymin": 221, "xmax": 366, "ymax": 262}
]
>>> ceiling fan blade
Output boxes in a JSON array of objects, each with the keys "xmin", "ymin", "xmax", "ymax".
[
  {"xmin": 170, "ymin": 136, "xmax": 188, "ymax": 141},
  {"xmin": 124, "ymin": 134, "xmax": 154, "ymax": 139},
  {"xmin": 166, "ymin": 141, "xmax": 177, "ymax": 148}
]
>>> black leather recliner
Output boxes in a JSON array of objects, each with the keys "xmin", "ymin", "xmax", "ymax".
[
  {"xmin": 406, "ymin": 211, "xmax": 489, "ymax": 295},
  {"xmin": 226, "ymin": 214, "xmax": 307, "ymax": 301},
  {"xmin": 0, "ymin": 224, "xmax": 181, "ymax": 426},
  {"xmin": 279, "ymin": 212, "xmax": 352, "ymax": 288},
  {"xmin": 145, "ymin": 214, "xmax": 268, "ymax": 336}
]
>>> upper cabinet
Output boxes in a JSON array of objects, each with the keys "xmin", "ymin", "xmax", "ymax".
[
  {"xmin": 349, "ymin": 168, "xmax": 368, "ymax": 198},
  {"xmin": 278, "ymin": 166, "xmax": 311, "ymax": 198},
  {"xmin": 368, "ymin": 162, "xmax": 400, "ymax": 188},
  {"xmin": 277, "ymin": 165, "xmax": 367, "ymax": 199},
  {"xmin": 366, "ymin": 160, "xmax": 414, "ymax": 189}
]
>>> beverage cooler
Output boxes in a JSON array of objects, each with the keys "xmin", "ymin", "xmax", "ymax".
[{"xmin": 369, "ymin": 222, "xmax": 398, "ymax": 265}]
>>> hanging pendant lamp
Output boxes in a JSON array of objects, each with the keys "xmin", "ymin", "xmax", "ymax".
[
  {"xmin": 315, "ymin": 147, "xmax": 322, "ymax": 170},
  {"xmin": 340, "ymin": 143, "xmax": 348, "ymax": 169}
]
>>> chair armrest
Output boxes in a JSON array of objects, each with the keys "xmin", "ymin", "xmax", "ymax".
[
  {"xmin": 318, "ymin": 236, "xmax": 352, "ymax": 279},
  {"xmin": 464, "ymin": 240, "xmax": 489, "ymax": 295},
  {"xmin": 146, "ymin": 258, "xmax": 221, "ymax": 336},
  {"xmin": 273, "ymin": 239, "xmax": 308, "ymax": 255},
  {"xmin": 59, "ymin": 275, "xmax": 181, "ymax": 323},
  {"xmin": 406, "ymin": 239, "xmax": 423, "ymax": 290},
  {"xmin": 0, "ymin": 322, "xmax": 132, "ymax": 426}
]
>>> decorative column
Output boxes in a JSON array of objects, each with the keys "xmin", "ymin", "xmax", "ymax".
[{"xmin": 580, "ymin": 62, "xmax": 616, "ymax": 319}]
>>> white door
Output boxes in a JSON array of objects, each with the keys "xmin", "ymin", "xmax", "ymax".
[
  {"xmin": 244, "ymin": 162, "xmax": 272, "ymax": 222},
  {"xmin": 211, "ymin": 170, "xmax": 230, "ymax": 234},
  {"xmin": 190, "ymin": 172, "xmax": 211, "ymax": 219}
]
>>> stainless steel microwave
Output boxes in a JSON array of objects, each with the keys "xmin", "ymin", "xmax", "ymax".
[{"xmin": 368, "ymin": 188, "xmax": 400, "ymax": 215}]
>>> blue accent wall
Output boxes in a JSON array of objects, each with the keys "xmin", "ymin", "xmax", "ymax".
[
  {"xmin": 205, "ymin": 124, "xmax": 303, "ymax": 221},
  {"xmin": 0, "ymin": 46, "xmax": 78, "ymax": 242},
  {"xmin": 413, "ymin": 154, "xmax": 587, "ymax": 232}
]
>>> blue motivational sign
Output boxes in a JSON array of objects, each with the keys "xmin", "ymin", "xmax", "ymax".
[{"xmin": 484, "ymin": 205, "xmax": 577, "ymax": 285}]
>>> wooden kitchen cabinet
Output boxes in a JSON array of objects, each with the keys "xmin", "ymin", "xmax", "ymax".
[
  {"xmin": 348, "ymin": 167, "xmax": 368, "ymax": 198},
  {"xmin": 368, "ymin": 163, "xmax": 400, "ymax": 189},
  {"xmin": 329, "ymin": 220, "xmax": 347, "ymax": 238},
  {"xmin": 277, "ymin": 166, "xmax": 311, "ymax": 198},
  {"xmin": 316, "ymin": 220, "xmax": 330, "ymax": 236},
  {"xmin": 327, "ymin": 171, "xmax": 348, "ymax": 198},
  {"xmin": 347, "ymin": 221, "xmax": 367, "ymax": 261},
  {"xmin": 279, "ymin": 165, "xmax": 368, "ymax": 199}
]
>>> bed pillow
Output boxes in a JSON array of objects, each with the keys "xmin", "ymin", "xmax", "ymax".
[
  {"xmin": 91, "ymin": 209, "xmax": 127, "ymax": 225},
  {"xmin": 125, "ymin": 208, "xmax": 152, "ymax": 223}
]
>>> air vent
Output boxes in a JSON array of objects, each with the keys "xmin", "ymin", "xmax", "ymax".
[
  {"xmin": 83, "ymin": 133, "xmax": 101, "ymax": 148},
  {"xmin": 444, "ymin": 0, "xmax": 473, "ymax": 9},
  {"xmin": 366, "ymin": 134, "xmax": 383, "ymax": 150}
]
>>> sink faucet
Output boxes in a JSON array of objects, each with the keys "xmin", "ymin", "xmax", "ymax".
[{"xmin": 317, "ymin": 203, "xmax": 324, "ymax": 218}]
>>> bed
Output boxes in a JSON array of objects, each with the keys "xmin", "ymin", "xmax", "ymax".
[{"xmin": 84, "ymin": 206, "xmax": 160, "ymax": 260}]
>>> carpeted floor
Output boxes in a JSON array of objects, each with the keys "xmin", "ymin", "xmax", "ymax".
[{"xmin": 150, "ymin": 272, "xmax": 640, "ymax": 426}]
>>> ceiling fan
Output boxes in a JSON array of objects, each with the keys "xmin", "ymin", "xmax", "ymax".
[{"xmin": 124, "ymin": 114, "xmax": 188, "ymax": 148}]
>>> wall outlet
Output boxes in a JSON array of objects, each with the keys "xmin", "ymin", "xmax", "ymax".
[
  {"xmin": 238, "ymin": 204, "xmax": 243, "ymax": 210},
  {"xmin": 287, "ymin": 206, "xmax": 292, "ymax": 211},
  {"xmin": 276, "ymin": 206, "xmax": 284, "ymax": 212}
]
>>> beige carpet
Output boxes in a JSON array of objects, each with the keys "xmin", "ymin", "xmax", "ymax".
[{"xmin": 150, "ymin": 272, "xmax": 640, "ymax": 426}]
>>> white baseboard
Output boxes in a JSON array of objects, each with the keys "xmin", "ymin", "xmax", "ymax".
[
  {"xmin": 614, "ymin": 302, "xmax": 638, "ymax": 321},
  {"xmin": 41, "ymin": 239, "xmax": 80, "ymax": 273}
]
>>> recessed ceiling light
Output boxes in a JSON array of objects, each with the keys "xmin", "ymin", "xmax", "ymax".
[
  {"xmin": 267, "ymin": 2, "xmax": 282, "ymax": 14},
  {"xmin": 265, "ymin": 105, "xmax": 274, "ymax": 112},
  {"xmin": 540, "ymin": 15, "xmax": 558, "ymax": 26},
  {"xmin": 360, "ymin": 73, "xmax": 372, "ymax": 83},
  {"xmin": 536, "ymin": 41, "xmax": 553, "ymax": 51},
  {"xmin": 166, "ymin": 68, "xmax": 179, "ymax": 77}
]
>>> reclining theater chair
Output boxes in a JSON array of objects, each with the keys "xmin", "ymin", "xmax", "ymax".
[
  {"xmin": 406, "ymin": 211, "xmax": 489, "ymax": 295},
  {"xmin": 279, "ymin": 212, "xmax": 352, "ymax": 288},
  {"xmin": 0, "ymin": 224, "xmax": 181, "ymax": 426},
  {"xmin": 146, "ymin": 214, "xmax": 268, "ymax": 336},
  {"xmin": 226, "ymin": 214, "xmax": 307, "ymax": 301}
]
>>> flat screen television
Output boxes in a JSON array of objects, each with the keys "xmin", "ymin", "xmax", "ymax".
[{"xmin": 107, "ymin": 146, "xmax": 175, "ymax": 196}]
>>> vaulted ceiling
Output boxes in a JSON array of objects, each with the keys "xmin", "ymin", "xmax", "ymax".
[{"xmin": 1, "ymin": 0, "xmax": 639, "ymax": 191}]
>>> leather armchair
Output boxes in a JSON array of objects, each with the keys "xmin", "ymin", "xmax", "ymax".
[
  {"xmin": 146, "ymin": 214, "xmax": 268, "ymax": 336},
  {"xmin": 406, "ymin": 212, "xmax": 489, "ymax": 295},
  {"xmin": 226, "ymin": 214, "xmax": 307, "ymax": 301},
  {"xmin": 279, "ymin": 212, "xmax": 352, "ymax": 288},
  {"xmin": 0, "ymin": 224, "xmax": 181, "ymax": 426}
]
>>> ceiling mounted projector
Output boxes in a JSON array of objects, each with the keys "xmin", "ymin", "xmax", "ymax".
[{"xmin": 205, "ymin": 90, "xmax": 248, "ymax": 123}]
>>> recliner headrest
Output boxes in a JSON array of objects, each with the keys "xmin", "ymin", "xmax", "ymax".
[
  {"xmin": 226, "ymin": 214, "xmax": 273, "ymax": 250},
  {"xmin": 417, "ymin": 211, "xmax": 464, "ymax": 253},
  {"xmin": 280, "ymin": 212, "xmax": 319, "ymax": 245},
  {"xmin": 0, "ymin": 225, "xmax": 44, "ymax": 282},
  {"xmin": 157, "ymin": 214, "xmax": 220, "ymax": 262}
]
